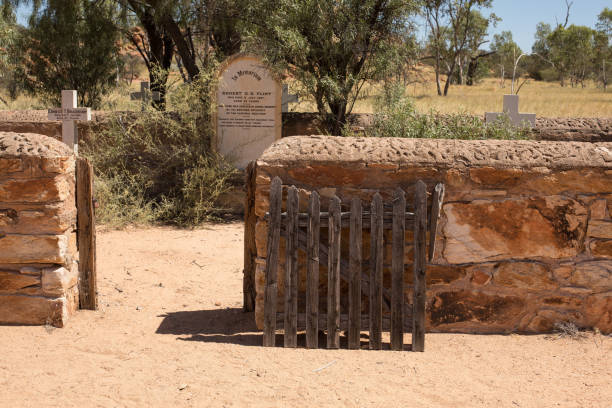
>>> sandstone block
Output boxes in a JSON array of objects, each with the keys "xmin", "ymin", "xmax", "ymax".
[
  {"xmin": 552, "ymin": 264, "xmax": 574, "ymax": 283},
  {"xmin": 590, "ymin": 240, "xmax": 612, "ymax": 258},
  {"xmin": 522, "ymin": 309, "xmax": 583, "ymax": 332},
  {"xmin": 493, "ymin": 262, "xmax": 557, "ymax": 290},
  {"xmin": 584, "ymin": 294, "xmax": 612, "ymax": 332},
  {"xmin": 428, "ymin": 290, "xmax": 525, "ymax": 331},
  {"xmin": 0, "ymin": 175, "xmax": 72, "ymax": 203},
  {"xmin": 64, "ymin": 284, "xmax": 79, "ymax": 317},
  {"xmin": 443, "ymin": 198, "xmax": 587, "ymax": 263},
  {"xmin": 0, "ymin": 234, "xmax": 69, "ymax": 264},
  {"xmin": 589, "ymin": 199, "xmax": 609, "ymax": 220},
  {"xmin": 41, "ymin": 156, "xmax": 75, "ymax": 174},
  {"xmin": 255, "ymin": 261, "xmax": 266, "ymax": 330},
  {"xmin": 570, "ymin": 261, "xmax": 612, "ymax": 292},
  {"xmin": 523, "ymin": 170, "xmax": 612, "ymax": 196},
  {"xmin": 0, "ymin": 202, "xmax": 76, "ymax": 235},
  {"xmin": 541, "ymin": 295, "xmax": 583, "ymax": 309},
  {"xmin": 469, "ymin": 167, "xmax": 523, "ymax": 186},
  {"xmin": 470, "ymin": 268, "xmax": 492, "ymax": 286},
  {"xmin": 42, "ymin": 263, "xmax": 78, "ymax": 297},
  {"xmin": 0, "ymin": 270, "xmax": 41, "ymax": 295},
  {"xmin": 414, "ymin": 264, "xmax": 467, "ymax": 285},
  {"xmin": 587, "ymin": 220, "xmax": 612, "ymax": 239},
  {"xmin": 0, "ymin": 295, "xmax": 65, "ymax": 326},
  {"xmin": 0, "ymin": 158, "xmax": 23, "ymax": 175},
  {"xmin": 255, "ymin": 220, "xmax": 268, "ymax": 258}
]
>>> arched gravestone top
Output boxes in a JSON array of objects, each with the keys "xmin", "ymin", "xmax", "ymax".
[{"xmin": 215, "ymin": 54, "xmax": 282, "ymax": 169}]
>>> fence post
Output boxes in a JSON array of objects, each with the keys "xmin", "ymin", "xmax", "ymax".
[
  {"xmin": 428, "ymin": 183, "xmax": 445, "ymax": 261},
  {"xmin": 284, "ymin": 186, "xmax": 299, "ymax": 348},
  {"xmin": 369, "ymin": 193, "xmax": 383, "ymax": 350},
  {"xmin": 263, "ymin": 177, "xmax": 282, "ymax": 347},
  {"xmin": 348, "ymin": 198, "xmax": 362, "ymax": 349},
  {"xmin": 391, "ymin": 188, "xmax": 406, "ymax": 351},
  {"xmin": 306, "ymin": 191, "xmax": 320, "ymax": 349},
  {"xmin": 413, "ymin": 180, "xmax": 428, "ymax": 352},
  {"xmin": 327, "ymin": 195, "xmax": 341, "ymax": 349},
  {"xmin": 76, "ymin": 157, "xmax": 97, "ymax": 310}
]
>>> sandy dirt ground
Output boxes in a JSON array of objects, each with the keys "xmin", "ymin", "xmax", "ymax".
[{"xmin": 1, "ymin": 223, "xmax": 610, "ymax": 407}]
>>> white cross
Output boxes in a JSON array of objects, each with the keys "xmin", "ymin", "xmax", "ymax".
[
  {"xmin": 130, "ymin": 81, "xmax": 161, "ymax": 111},
  {"xmin": 281, "ymin": 84, "xmax": 299, "ymax": 113},
  {"xmin": 485, "ymin": 94, "xmax": 536, "ymax": 128},
  {"xmin": 47, "ymin": 90, "xmax": 91, "ymax": 154}
]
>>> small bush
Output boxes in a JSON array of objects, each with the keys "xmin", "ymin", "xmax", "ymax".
[
  {"xmin": 552, "ymin": 321, "xmax": 588, "ymax": 340},
  {"xmin": 351, "ymin": 82, "xmax": 530, "ymax": 140},
  {"xmin": 80, "ymin": 72, "xmax": 238, "ymax": 227}
]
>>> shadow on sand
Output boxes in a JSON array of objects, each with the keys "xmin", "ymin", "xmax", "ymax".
[
  {"xmin": 156, "ymin": 308, "xmax": 264, "ymax": 346},
  {"xmin": 156, "ymin": 308, "xmax": 409, "ymax": 349}
]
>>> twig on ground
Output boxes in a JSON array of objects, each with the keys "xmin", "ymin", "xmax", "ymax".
[{"xmin": 313, "ymin": 360, "xmax": 337, "ymax": 373}]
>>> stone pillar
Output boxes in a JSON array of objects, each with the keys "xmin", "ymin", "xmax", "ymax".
[{"xmin": 0, "ymin": 132, "xmax": 78, "ymax": 327}]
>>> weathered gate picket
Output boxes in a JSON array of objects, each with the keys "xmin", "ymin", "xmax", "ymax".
[{"xmin": 263, "ymin": 177, "xmax": 445, "ymax": 351}]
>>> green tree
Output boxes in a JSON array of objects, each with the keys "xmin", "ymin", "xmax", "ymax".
[
  {"xmin": 490, "ymin": 31, "xmax": 521, "ymax": 88},
  {"xmin": 15, "ymin": 0, "xmax": 121, "ymax": 108},
  {"xmin": 0, "ymin": 6, "xmax": 18, "ymax": 101},
  {"xmin": 548, "ymin": 24, "xmax": 595, "ymax": 87},
  {"xmin": 245, "ymin": 0, "xmax": 420, "ymax": 134},
  {"xmin": 113, "ymin": 0, "xmax": 243, "ymax": 110},
  {"xmin": 525, "ymin": 22, "xmax": 555, "ymax": 81},
  {"xmin": 423, "ymin": 0, "xmax": 496, "ymax": 96},
  {"xmin": 594, "ymin": 8, "xmax": 611, "ymax": 90}
]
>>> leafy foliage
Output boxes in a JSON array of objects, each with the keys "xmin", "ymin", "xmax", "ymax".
[
  {"xmin": 354, "ymin": 81, "xmax": 529, "ymax": 140},
  {"xmin": 423, "ymin": 0, "xmax": 497, "ymax": 95},
  {"xmin": 80, "ymin": 71, "xmax": 239, "ymax": 227},
  {"xmin": 245, "ymin": 0, "xmax": 420, "ymax": 134},
  {"xmin": 0, "ymin": 7, "xmax": 18, "ymax": 100},
  {"xmin": 14, "ymin": 0, "xmax": 121, "ymax": 108}
]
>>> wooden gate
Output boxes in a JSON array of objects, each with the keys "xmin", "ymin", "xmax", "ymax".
[{"xmin": 263, "ymin": 177, "xmax": 444, "ymax": 351}]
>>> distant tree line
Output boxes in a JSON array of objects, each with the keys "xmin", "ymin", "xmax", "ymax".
[{"xmin": 0, "ymin": 1, "xmax": 609, "ymax": 127}]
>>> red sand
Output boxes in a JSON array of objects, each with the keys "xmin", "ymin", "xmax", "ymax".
[{"xmin": 1, "ymin": 224, "xmax": 610, "ymax": 407}]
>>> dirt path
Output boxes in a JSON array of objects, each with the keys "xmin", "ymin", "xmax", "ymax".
[{"xmin": 1, "ymin": 224, "xmax": 610, "ymax": 407}]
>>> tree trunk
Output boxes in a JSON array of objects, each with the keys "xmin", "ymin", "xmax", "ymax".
[
  {"xmin": 434, "ymin": 52, "xmax": 442, "ymax": 96},
  {"xmin": 133, "ymin": 5, "xmax": 174, "ymax": 111},
  {"xmin": 162, "ymin": 14, "xmax": 200, "ymax": 81},
  {"xmin": 443, "ymin": 59, "xmax": 457, "ymax": 96},
  {"xmin": 467, "ymin": 58, "xmax": 478, "ymax": 86},
  {"xmin": 604, "ymin": 59, "xmax": 608, "ymax": 91},
  {"xmin": 327, "ymin": 99, "xmax": 348, "ymax": 136}
]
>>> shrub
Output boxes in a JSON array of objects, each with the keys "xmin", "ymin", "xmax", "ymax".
[
  {"xmin": 80, "ymin": 73, "xmax": 238, "ymax": 227},
  {"xmin": 351, "ymin": 82, "xmax": 530, "ymax": 140}
]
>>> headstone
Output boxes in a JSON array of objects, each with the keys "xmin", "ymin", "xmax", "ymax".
[
  {"xmin": 281, "ymin": 84, "xmax": 299, "ymax": 113},
  {"xmin": 130, "ymin": 81, "xmax": 161, "ymax": 111},
  {"xmin": 216, "ymin": 54, "xmax": 281, "ymax": 169},
  {"xmin": 47, "ymin": 90, "xmax": 91, "ymax": 153},
  {"xmin": 485, "ymin": 94, "xmax": 536, "ymax": 128}
]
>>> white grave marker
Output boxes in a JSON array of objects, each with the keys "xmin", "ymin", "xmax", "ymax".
[
  {"xmin": 281, "ymin": 84, "xmax": 299, "ymax": 113},
  {"xmin": 130, "ymin": 81, "xmax": 161, "ymax": 110},
  {"xmin": 47, "ymin": 90, "xmax": 91, "ymax": 153},
  {"xmin": 485, "ymin": 94, "xmax": 536, "ymax": 128},
  {"xmin": 216, "ymin": 54, "xmax": 281, "ymax": 169}
]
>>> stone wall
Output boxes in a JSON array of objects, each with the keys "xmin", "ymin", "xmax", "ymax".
[
  {"xmin": 246, "ymin": 136, "xmax": 612, "ymax": 334},
  {"xmin": 0, "ymin": 110, "xmax": 609, "ymax": 143},
  {"xmin": 0, "ymin": 132, "xmax": 79, "ymax": 327},
  {"xmin": 282, "ymin": 113, "xmax": 612, "ymax": 142}
]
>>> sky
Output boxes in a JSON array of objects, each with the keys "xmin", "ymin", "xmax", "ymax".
[
  {"xmin": 481, "ymin": 0, "xmax": 610, "ymax": 51},
  {"xmin": 17, "ymin": 0, "xmax": 609, "ymax": 52}
]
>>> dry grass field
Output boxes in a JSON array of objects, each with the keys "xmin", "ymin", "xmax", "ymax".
[
  {"xmin": 294, "ymin": 78, "xmax": 612, "ymax": 118},
  {"xmin": 2, "ymin": 75, "xmax": 610, "ymax": 118}
]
